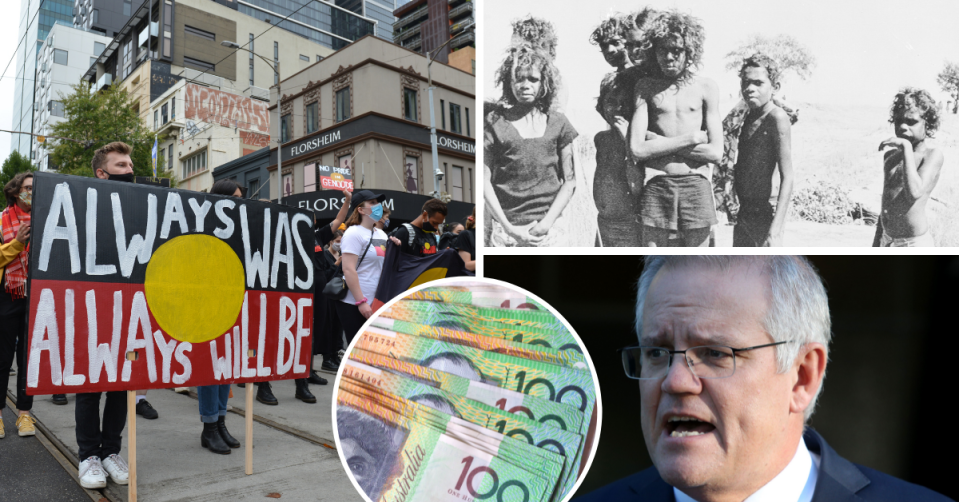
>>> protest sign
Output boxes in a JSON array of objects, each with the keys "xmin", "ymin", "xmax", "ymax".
[
  {"xmin": 26, "ymin": 172, "xmax": 315, "ymax": 395},
  {"xmin": 318, "ymin": 163, "xmax": 353, "ymax": 191}
]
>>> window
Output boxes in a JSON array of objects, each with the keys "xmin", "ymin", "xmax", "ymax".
[
  {"xmin": 53, "ymin": 49, "xmax": 67, "ymax": 65},
  {"xmin": 171, "ymin": 97, "xmax": 175, "ymax": 121},
  {"xmin": 48, "ymin": 100, "xmax": 65, "ymax": 118},
  {"xmin": 249, "ymin": 34, "xmax": 254, "ymax": 86},
  {"xmin": 182, "ymin": 150, "xmax": 207, "ymax": 179},
  {"xmin": 161, "ymin": 103, "xmax": 168, "ymax": 125},
  {"xmin": 465, "ymin": 107, "xmax": 470, "ymax": 137},
  {"xmin": 404, "ymin": 155, "xmax": 419, "ymax": 193},
  {"xmin": 274, "ymin": 42, "xmax": 279, "ymax": 85},
  {"xmin": 184, "ymin": 25, "xmax": 215, "ymax": 41},
  {"xmin": 280, "ymin": 114, "xmax": 291, "ymax": 143},
  {"xmin": 183, "ymin": 57, "xmax": 215, "ymax": 72},
  {"xmin": 316, "ymin": 55, "xmax": 322, "ymax": 62},
  {"xmin": 450, "ymin": 103, "xmax": 462, "ymax": 134},
  {"xmin": 451, "ymin": 165, "xmax": 463, "ymax": 201},
  {"xmin": 404, "ymin": 88, "xmax": 417, "ymax": 122},
  {"xmin": 336, "ymin": 88, "xmax": 350, "ymax": 122},
  {"xmin": 92, "ymin": 9, "xmax": 98, "ymax": 23},
  {"xmin": 94, "ymin": 42, "xmax": 104, "ymax": 56},
  {"xmin": 299, "ymin": 54, "xmax": 309, "ymax": 61},
  {"xmin": 248, "ymin": 178, "xmax": 259, "ymax": 199},
  {"xmin": 123, "ymin": 0, "xmax": 131, "ymax": 16},
  {"xmin": 154, "ymin": 110, "xmax": 158, "ymax": 130},
  {"xmin": 167, "ymin": 145, "xmax": 173, "ymax": 169},
  {"xmin": 306, "ymin": 102, "xmax": 319, "ymax": 133},
  {"xmin": 440, "ymin": 100, "xmax": 445, "ymax": 129}
]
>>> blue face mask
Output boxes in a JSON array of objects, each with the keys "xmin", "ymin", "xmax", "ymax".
[
  {"xmin": 383, "ymin": 218, "xmax": 390, "ymax": 228},
  {"xmin": 369, "ymin": 204, "xmax": 383, "ymax": 222}
]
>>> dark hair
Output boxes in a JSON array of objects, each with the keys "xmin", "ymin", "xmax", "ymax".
[
  {"xmin": 91, "ymin": 141, "xmax": 132, "ymax": 174},
  {"xmin": 890, "ymin": 87, "xmax": 940, "ymax": 137},
  {"xmin": 638, "ymin": 9, "xmax": 705, "ymax": 82},
  {"xmin": 464, "ymin": 207, "xmax": 475, "ymax": 230},
  {"xmin": 510, "ymin": 16, "xmax": 558, "ymax": 59},
  {"xmin": 422, "ymin": 198, "xmax": 448, "ymax": 217},
  {"xmin": 740, "ymin": 53, "xmax": 782, "ymax": 87},
  {"xmin": 210, "ymin": 179, "xmax": 242, "ymax": 197},
  {"xmin": 589, "ymin": 15, "xmax": 628, "ymax": 47},
  {"xmin": 494, "ymin": 45, "xmax": 559, "ymax": 114},
  {"xmin": 4, "ymin": 172, "xmax": 33, "ymax": 207},
  {"xmin": 448, "ymin": 223, "xmax": 465, "ymax": 233}
]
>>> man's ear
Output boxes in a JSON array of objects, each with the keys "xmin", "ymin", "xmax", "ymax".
[
  {"xmin": 773, "ymin": 81, "xmax": 782, "ymax": 93},
  {"xmin": 790, "ymin": 342, "xmax": 827, "ymax": 416}
]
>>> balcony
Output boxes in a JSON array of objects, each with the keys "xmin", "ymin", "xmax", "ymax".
[
  {"xmin": 402, "ymin": 37, "xmax": 422, "ymax": 51},
  {"xmin": 96, "ymin": 73, "xmax": 113, "ymax": 91},
  {"xmin": 451, "ymin": 30, "xmax": 474, "ymax": 49},
  {"xmin": 393, "ymin": 4, "xmax": 428, "ymax": 31},
  {"xmin": 449, "ymin": 1, "xmax": 472, "ymax": 20},
  {"xmin": 451, "ymin": 18, "xmax": 473, "ymax": 35},
  {"xmin": 394, "ymin": 24, "xmax": 420, "ymax": 43}
]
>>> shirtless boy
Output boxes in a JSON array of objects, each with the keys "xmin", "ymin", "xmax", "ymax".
[
  {"xmin": 732, "ymin": 54, "xmax": 794, "ymax": 247},
  {"xmin": 873, "ymin": 88, "xmax": 944, "ymax": 247},
  {"xmin": 628, "ymin": 10, "xmax": 722, "ymax": 247}
]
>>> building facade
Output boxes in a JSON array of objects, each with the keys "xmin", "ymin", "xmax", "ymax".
[
  {"xmin": 392, "ymin": 0, "xmax": 473, "ymax": 71},
  {"xmin": 32, "ymin": 24, "xmax": 113, "ymax": 171},
  {"xmin": 259, "ymin": 35, "xmax": 475, "ymax": 207},
  {"xmin": 73, "ymin": 0, "xmax": 147, "ymax": 37},
  {"xmin": 10, "ymin": 0, "xmax": 74, "ymax": 157},
  {"xmin": 81, "ymin": 0, "xmax": 335, "ymax": 192}
]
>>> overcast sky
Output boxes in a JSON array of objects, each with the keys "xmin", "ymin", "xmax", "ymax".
[
  {"xmin": 1, "ymin": 3, "xmax": 23, "ymax": 157},
  {"xmin": 484, "ymin": 0, "xmax": 959, "ymax": 128}
]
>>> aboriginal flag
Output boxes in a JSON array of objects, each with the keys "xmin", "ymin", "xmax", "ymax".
[{"xmin": 371, "ymin": 243, "xmax": 470, "ymax": 311}]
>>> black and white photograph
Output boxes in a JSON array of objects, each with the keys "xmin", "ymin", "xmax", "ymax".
[{"xmin": 483, "ymin": 0, "xmax": 959, "ymax": 247}]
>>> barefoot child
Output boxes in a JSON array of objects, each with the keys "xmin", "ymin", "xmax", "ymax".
[
  {"xmin": 485, "ymin": 42, "xmax": 578, "ymax": 246},
  {"xmin": 628, "ymin": 10, "xmax": 723, "ymax": 247},
  {"xmin": 732, "ymin": 54, "xmax": 794, "ymax": 247},
  {"xmin": 873, "ymin": 88, "xmax": 944, "ymax": 247}
]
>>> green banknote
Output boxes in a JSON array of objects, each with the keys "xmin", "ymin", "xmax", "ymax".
[
  {"xmin": 342, "ymin": 359, "xmax": 585, "ymax": 500},
  {"xmin": 354, "ymin": 327, "xmax": 596, "ymax": 441},
  {"xmin": 337, "ymin": 389, "xmax": 556, "ymax": 502},
  {"xmin": 348, "ymin": 349, "xmax": 585, "ymax": 436},
  {"xmin": 368, "ymin": 317, "xmax": 586, "ymax": 368},
  {"xmin": 407, "ymin": 286, "xmax": 547, "ymax": 310}
]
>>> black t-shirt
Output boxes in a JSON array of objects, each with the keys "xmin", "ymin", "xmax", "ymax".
[
  {"xmin": 389, "ymin": 223, "xmax": 438, "ymax": 257},
  {"xmin": 315, "ymin": 224, "xmax": 334, "ymax": 248},
  {"xmin": 311, "ymin": 224, "xmax": 336, "ymax": 289},
  {"xmin": 452, "ymin": 229, "xmax": 475, "ymax": 261}
]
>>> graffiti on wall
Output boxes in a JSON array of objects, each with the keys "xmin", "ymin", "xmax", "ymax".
[
  {"xmin": 240, "ymin": 130, "xmax": 270, "ymax": 148},
  {"xmin": 184, "ymin": 84, "xmax": 269, "ymax": 134}
]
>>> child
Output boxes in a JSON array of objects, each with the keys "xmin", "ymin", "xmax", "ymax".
[
  {"xmin": 628, "ymin": 10, "xmax": 723, "ymax": 247},
  {"xmin": 873, "ymin": 88, "xmax": 944, "ymax": 247},
  {"xmin": 732, "ymin": 54, "xmax": 794, "ymax": 247},
  {"xmin": 485, "ymin": 42, "xmax": 578, "ymax": 247}
]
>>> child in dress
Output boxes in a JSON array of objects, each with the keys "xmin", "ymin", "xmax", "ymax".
[{"xmin": 485, "ymin": 42, "xmax": 579, "ymax": 247}]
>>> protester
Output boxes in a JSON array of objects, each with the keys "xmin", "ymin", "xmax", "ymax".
[
  {"xmin": 438, "ymin": 222, "xmax": 464, "ymax": 250},
  {"xmin": 453, "ymin": 210, "xmax": 476, "ymax": 272},
  {"xmin": 76, "ymin": 142, "xmax": 134, "ymax": 488},
  {"xmin": 336, "ymin": 191, "xmax": 390, "ymax": 343},
  {"xmin": 389, "ymin": 199, "xmax": 448, "ymax": 256},
  {"xmin": 0, "ymin": 173, "xmax": 36, "ymax": 439},
  {"xmin": 314, "ymin": 229, "xmax": 345, "ymax": 374},
  {"xmin": 374, "ymin": 205, "xmax": 391, "ymax": 232}
]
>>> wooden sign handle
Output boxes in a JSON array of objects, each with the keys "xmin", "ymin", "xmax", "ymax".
[
  {"xmin": 245, "ymin": 384, "xmax": 254, "ymax": 475},
  {"xmin": 127, "ymin": 390, "xmax": 137, "ymax": 501}
]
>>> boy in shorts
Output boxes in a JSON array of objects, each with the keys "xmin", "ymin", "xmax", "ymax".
[
  {"xmin": 628, "ymin": 10, "xmax": 722, "ymax": 247},
  {"xmin": 873, "ymin": 88, "xmax": 944, "ymax": 247}
]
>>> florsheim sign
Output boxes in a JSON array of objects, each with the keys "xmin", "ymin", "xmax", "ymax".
[{"xmin": 269, "ymin": 114, "xmax": 475, "ymax": 166}]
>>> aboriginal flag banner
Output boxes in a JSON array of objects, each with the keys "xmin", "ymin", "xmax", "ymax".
[
  {"xmin": 26, "ymin": 172, "xmax": 315, "ymax": 395},
  {"xmin": 370, "ymin": 243, "xmax": 469, "ymax": 311}
]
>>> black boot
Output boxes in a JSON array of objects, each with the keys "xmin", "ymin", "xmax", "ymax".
[
  {"xmin": 217, "ymin": 416, "xmax": 240, "ymax": 448},
  {"xmin": 308, "ymin": 370, "xmax": 328, "ymax": 385},
  {"xmin": 294, "ymin": 379, "xmax": 317, "ymax": 403},
  {"xmin": 256, "ymin": 382, "xmax": 278, "ymax": 405},
  {"xmin": 201, "ymin": 422, "xmax": 231, "ymax": 454}
]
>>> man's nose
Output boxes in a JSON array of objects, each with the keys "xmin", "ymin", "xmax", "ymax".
[{"xmin": 661, "ymin": 354, "xmax": 701, "ymax": 394}]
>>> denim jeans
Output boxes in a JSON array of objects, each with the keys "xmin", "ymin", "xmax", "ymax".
[{"xmin": 197, "ymin": 384, "xmax": 230, "ymax": 423}]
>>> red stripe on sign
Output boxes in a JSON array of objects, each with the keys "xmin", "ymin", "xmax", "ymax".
[{"xmin": 25, "ymin": 280, "xmax": 314, "ymax": 395}]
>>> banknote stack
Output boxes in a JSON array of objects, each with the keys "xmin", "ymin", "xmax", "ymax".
[{"xmin": 336, "ymin": 284, "xmax": 596, "ymax": 502}]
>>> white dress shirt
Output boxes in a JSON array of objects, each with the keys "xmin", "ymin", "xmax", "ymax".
[{"xmin": 673, "ymin": 437, "xmax": 821, "ymax": 502}]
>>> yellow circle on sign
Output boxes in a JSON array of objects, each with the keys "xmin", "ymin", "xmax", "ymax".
[
  {"xmin": 144, "ymin": 234, "xmax": 245, "ymax": 343},
  {"xmin": 409, "ymin": 267, "xmax": 448, "ymax": 289}
]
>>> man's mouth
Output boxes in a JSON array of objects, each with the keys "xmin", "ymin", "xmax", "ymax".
[{"xmin": 665, "ymin": 415, "xmax": 716, "ymax": 438}]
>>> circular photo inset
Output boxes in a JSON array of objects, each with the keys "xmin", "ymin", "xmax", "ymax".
[{"xmin": 332, "ymin": 277, "xmax": 602, "ymax": 502}]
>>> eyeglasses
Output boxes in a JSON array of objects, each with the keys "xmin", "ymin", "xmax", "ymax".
[{"xmin": 619, "ymin": 341, "xmax": 789, "ymax": 380}]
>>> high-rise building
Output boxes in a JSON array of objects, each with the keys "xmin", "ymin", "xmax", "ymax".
[
  {"xmin": 237, "ymin": 0, "xmax": 382, "ymax": 51},
  {"xmin": 10, "ymin": 0, "xmax": 74, "ymax": 157},
  {"xmin": 333, "ymin": 0, "xmax": 400, "ymax": 41},
  {"xmin": 392, "ymin": 0, "xmax": 473, "ymax": 73},
  {"xmin": 74, "ymin": 0, "xmax": 148, "ymax": 37}
]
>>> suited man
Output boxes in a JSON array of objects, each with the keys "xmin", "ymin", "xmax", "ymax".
[{"xmin": 575, "ymin": 256, "xmax": 952, "ymax": 502}]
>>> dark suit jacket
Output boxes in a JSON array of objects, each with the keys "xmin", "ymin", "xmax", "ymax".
[{"xmin": 573, "ymin": 429, "xmax": 954, "ymax": 502}]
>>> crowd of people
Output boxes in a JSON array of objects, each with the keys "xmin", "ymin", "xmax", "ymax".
[
  {"xmin": 0, "ymin": 140, "xmax": 475, "ymax": 487},
  {"xmin": 486, "ymin": 10, "xmax": 945, "ymax": 247}
]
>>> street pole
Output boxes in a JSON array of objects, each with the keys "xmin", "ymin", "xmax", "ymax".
[
  {"xmin": 277, "ymin": 79, "xmax": 283, "ymax": 205},
  {"xmin": 427, "ymin": 38, "xmax": 453, "ymax": 199}
]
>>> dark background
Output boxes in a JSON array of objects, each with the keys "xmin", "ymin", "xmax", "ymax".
[{"xmin": 485, "ymin": 256, "xmax": 958, "ymax": 500}]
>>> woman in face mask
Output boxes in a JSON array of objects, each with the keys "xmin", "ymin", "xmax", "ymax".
[
  {"xmin": 374, "ymin": 206, "xmax": 391, "ymax": 232},
  {"xmin": 0, "ymin": 173, "xmax": 37, "ymax": 438},
  {"xmin": 336, "ymin": 191, "xmax": 389, "ymax": 344},
  {"xmin": 315, "ymin": 229, "xmax": 345, "ymax": 373}
]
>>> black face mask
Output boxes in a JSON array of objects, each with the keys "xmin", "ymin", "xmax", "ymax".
[
  {"xmin": 422, "ymin": 221, "xmax": 436, "ymax": 232},
  {"xmin": 107, "ymin": 172, "xmax": 135, "ymax": 183}
]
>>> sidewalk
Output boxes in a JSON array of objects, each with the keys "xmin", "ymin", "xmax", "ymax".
[{"xmin": 5, "ymin": 356, "xmax": 362, "ymax": 502}]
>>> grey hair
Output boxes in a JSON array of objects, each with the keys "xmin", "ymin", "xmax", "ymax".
[{"xmin": 634, "ymin": 256, "xmax": 832, "ymax": 420}]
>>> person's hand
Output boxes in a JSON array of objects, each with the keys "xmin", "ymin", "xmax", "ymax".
[
  {"xmin": 343, "ymin": 189, "xmax": 353, "ymax": 202},
  {"xmin": 529, "ymin": 221, "xmax": 550, "ymax": 238},
  {"xmin": 645, "ymin": 130, "xmax": 661, "ymax": 141},
  {"xmin": 879, "ymin": 137, "xmax": 909, "ymax": 152},
  {"xmin": 15, "ymin": 221, "xmax": 30, "ymax": 243},
  {"xmin": 359, "ymin": 302, "xmax": 373, "ymax": 319},
  {"xmin": 763, "ymin": 230, "xmax": 783, "ymax": 247},
  {"xmin": 389, "ymin": 236, "xmax": 402, "ymax": 246},
  {"xmin": 613, "ymin": 116, "xmax": 629, "ymax": 139},
  {"xmin": 334, "ymin": 256, "xmax": 342, "ymax": 266},
  {"xmin": 692, "ymin": 130, "xmax": 709, "ymax": 144}
]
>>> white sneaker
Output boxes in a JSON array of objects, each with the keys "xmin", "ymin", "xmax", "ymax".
[
  {"xmin": 78, "ymin": 456, "xmax": 107, "ymax": 489},
  {"xmin": 102, "ymin": 453, "xmax": 129, "ymax": 485}
]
